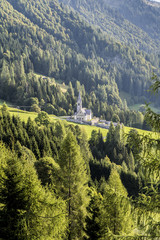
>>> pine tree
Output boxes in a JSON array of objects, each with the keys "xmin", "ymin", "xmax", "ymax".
[
  {"xmin": 54, "ymin": 120, "xmax": 66, "ymax": 141},
  {"xmin": 128, "ymin": 151, "xmax": 135, "ymax": 172},
  {"xmin": 26, "ymin": 117, "xmax": 35, "ymax": 137}
]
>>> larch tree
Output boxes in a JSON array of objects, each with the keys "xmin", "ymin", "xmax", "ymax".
[
  {"xmin": 0, "ymin": 144, "xmax": 67, "ymax": 240},
  {"xmin": 134, "ymin": 75, "xmax": 160, "ymax": 238},
  {"xmin": 58, "ymin": 131, "xmax": 90, "ymax": 240},
  {"xmin": 101, "ymin": 167, "xmax": 133, "ymax": 238}
]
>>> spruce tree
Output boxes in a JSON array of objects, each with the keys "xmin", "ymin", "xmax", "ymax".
[{"xmin": 85, "ymin": 188, "xmax": 104, "ymax": 240}]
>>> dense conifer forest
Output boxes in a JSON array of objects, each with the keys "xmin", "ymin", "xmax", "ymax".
[
  {"xmin": 0, "ymin": 0, "xmax": 160, "ymax": 239},
  {"xmin": 0, "ymin": 0, "xmax": 160, "ymax": 128},
  {"xmin": 0, "ymin": 103, "xmax": 159, "ymax": 239},
  {"xmin": 59, "ymin": 0, "xmax": 160, "ymax": 53}
]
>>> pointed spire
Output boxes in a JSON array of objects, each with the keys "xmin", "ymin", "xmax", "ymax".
[
  {"xmin": 78, "ymin": 90, "xmax": 82, "ymax": 101},
  {"xmin": 77, "ymin": 90, "xmax": 82, "ymax": 112}
]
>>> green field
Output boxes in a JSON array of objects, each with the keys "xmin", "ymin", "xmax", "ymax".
[
  {"xmin": 0, "ymin": 103, "xmax": 157, "ymax": 139},
  {"xmin": 1, "ymin": 105, "xmax": 108, "ymax": 138},
  {"xmin": 9, "ymin": 108, "xmax": 38, "ymax": 121},
  {"xmin": 120, "ymin": 91, "xmax": 160, "ymax": 114}
]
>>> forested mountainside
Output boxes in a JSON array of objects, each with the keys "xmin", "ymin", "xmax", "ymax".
[
  {"xmin": 0, "ymin": 0, "xmax": 160, "ymax": 125},
  {"xmin": 0, "ymin": 105, "xmax": 159, "ymax": 239},
  {"xmin": 58, "ymin": 0, "xmax": 160, "ymax": 53},
  {"xmin": 104, "ymin": 0, "xmax": 160, "ymax": 40},
  {"xmin": 1, "ymin": 0, "xmax": 160, "ymax": 238}
]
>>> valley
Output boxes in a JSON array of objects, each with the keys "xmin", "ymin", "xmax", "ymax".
[{"xmin": 0, "ymin": 0, "xmax": 160, "ymax": 239}]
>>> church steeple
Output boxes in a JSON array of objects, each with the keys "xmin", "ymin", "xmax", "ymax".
[{"xmin": 77, "ymin": 91, "xmax": 82, "ymax": 112}]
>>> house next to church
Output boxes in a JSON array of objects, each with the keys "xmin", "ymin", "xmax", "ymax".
[{"xmin": 74, "ymin": 91, "xmax": 92, "ymax": 121}]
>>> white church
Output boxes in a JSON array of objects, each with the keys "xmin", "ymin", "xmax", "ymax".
[{"xmin": 74, "ymin": 91, "xmax": 92, "ymax": 121}]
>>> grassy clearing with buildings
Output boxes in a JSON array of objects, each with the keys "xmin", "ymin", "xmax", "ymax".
[{"xmin": 0, "ymin": 103, "xmax": 157, "ymax": 140}]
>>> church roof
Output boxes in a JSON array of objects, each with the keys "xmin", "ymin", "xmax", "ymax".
[
  {"xmin": 85, "ymin": 109, "xmax": 92, "ymax": 115},
  {"xmin": 75, "ymin": 108, "xmax": 92, "ymax": 116}
]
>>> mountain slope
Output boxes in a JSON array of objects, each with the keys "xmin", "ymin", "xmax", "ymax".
[
  {"xmin": 104, "ymin": 0, "xmax": 160, "ymax": 39},
  {"xmin": 0, "ymin": 0, "xmax": 159, "ymax": 112},
  {"xmin": 58, "ymin": 0, "xmax": 160, "ymax": 54}
]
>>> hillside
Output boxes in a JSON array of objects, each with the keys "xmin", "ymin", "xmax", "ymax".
[
  {"xmin": 104, "ymin": 0, "xmax": 160, "ymax": 41},
  {"xmin": 0, "ymin": 102, "xmax": 159, "ymax": 239},
  {"xmin": 58, "ymin": 0, "xmax": 160, "ymax": 53},
  {"xmin": 0, "ymin": 1, "xmax": 160, "ymax": 237},
  {"xmin": 0, "ymin": 0, "xmax": 159, "ymax": 125}
]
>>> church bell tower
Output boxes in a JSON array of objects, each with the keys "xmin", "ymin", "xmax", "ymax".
[{"xmin": 77, "ymin": 91, "xmax": 82, "ymax": 112}]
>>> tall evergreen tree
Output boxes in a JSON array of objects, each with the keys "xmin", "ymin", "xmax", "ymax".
[
  {"xmin": 101, "ymin": 168, "xmax": 133, "ymax": 238},
  {"xmin": 85, "ymin": 188, "xmax": 104, "ymax": 240},
  {"xmin": 0, "ymin": 144, "xmax": 67, "ymax": 240},
  {"xmin": 58, "ymin": 131, "xmax": 89, "ymax": 240}
]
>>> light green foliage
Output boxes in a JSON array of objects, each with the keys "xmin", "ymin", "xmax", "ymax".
[
  {"xmin": 35, "ymin": 111, "xmax": 50, "ymax": 126},
  {"xmin": 0, "ymin": 144, "xmax": 67, "ymax": 240},
  {"xmin": 145, "ymin": 75, "xmax": 160, "ymax": 132},
  {"xmin": 106, "ymin": 122, "xmax": 115, "ymax": 143},
  {"xmin": 107, "ymin": 168, "xmax": 128, "ymax": 196},
  {"xmin": 76, "ymin": 126, "xmax": 93, "ymax": 166},
  {"xmin": 59, "ymin": 131, "xmax": 89, "ymax": 240},
  {"xmin": 54, "ymin": 120, "xmax": 66, "ymax": 140},
  {"xmin": 101, "ymin": 168, "xmax": 133, "ymax": 237},
  {"xmin": 35, "ymin": 156, "xmax": 61, "ymax": 188},
  {"xmin": 30, "ymin": 104, "xmax": 41, "ymax": 113},
  {"xmin": 130, "ymin": 76, "xmax": 160, "ymax": 238},
  {"xmin": 126, "ymin": 129, "xmax": 143, "ymax": 158},
  {"xmin": 1, "ymin": 103, "xmax": 8, "ymax": 113}
]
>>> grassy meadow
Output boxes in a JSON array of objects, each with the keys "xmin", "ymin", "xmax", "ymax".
[{"xmin": 0, "ymin": 102, "xmax": 158, "ymax": 139}]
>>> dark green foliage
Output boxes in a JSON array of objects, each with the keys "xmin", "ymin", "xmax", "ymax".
[
  {"xmin": 120, "ymin": 171, "xmax": 141, "ymax": 197},
  {"xmin": 89, "ymin": 125, "xmax": 145, "ymax": 197},
  {"xmin": 0, "ymin": 0, "xmax": 159, "ymax": 120},
  {"xmin": 0, "ymin": 112, "xmax": 57, "ymax": 159},
  {"xmin": 0, "ymin": 97, "xmax": 159, "ymax": 238},
  {"xmin": 0, "ymin": 66, "xmax": 160, "ymax": 240},
  {"xmin": 126, "ymin": 129, "xmax": 143, "ymax": 158},
  {"xmin": 134, "ymin": 76, "xmax": 160, "ymax": 237},
  {"xmin": 89, "ymin": 157, "xmax": 111, "ymax": 182},
  {"xmin": 85, "ymin": 189, "xmax": 104, "ymax": 240},
  {"xmin": 89, "ymin": 130, "xmax": 105, "ymax": 160},
  {"xmin": 0, "ymin": 144, "xmax": 67, "ymax": 240},
  {"xmin": 59, "ymin": 0, "xmax": 160, "ymax": 53}
]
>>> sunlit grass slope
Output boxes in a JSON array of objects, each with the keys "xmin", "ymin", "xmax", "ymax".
[
  {"xmin": 3, "ymin": 106, "xmax": 109, "ymax": 138},
  {"xmin": 0, "ymin": 103, "xmax": 157, "ymax": 139}
]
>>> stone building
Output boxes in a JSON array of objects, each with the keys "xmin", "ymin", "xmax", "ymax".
[{"xmin": 74, "ymin": 91, "xmax": 92, "ymax": 121}]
